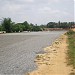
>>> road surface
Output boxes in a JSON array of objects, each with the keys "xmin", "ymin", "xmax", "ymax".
[{"xmin": 0, "ymin": 31, "xmax": 66, "ymax": 75}]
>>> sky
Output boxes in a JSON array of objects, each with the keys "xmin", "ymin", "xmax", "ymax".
[{"xmin": 0, "ymin": 0, "xmax": 74, "ymax": 24}]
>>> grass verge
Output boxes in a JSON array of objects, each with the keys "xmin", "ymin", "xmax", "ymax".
[
  {"xmin": 67, "ymin": 30, "xmax": 75, "ymax": 69},
  {"xmin": 67, "ymin": 30, "xmax": 75, "ymax": 75}
]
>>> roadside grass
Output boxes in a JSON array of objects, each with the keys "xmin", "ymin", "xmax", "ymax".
[
  {"xmin": 69, "ymin": 72, "xmax": 75, "ymax": 75},
  {"xmin": 67, "ymin": 30, "xmax": 75, "ymax": 69}
]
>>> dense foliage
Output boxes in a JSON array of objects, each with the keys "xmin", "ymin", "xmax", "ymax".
[
  {"xmin": 0, "ymin": 18, "xmax": 42, "ymax": 32},
  {"xmin": 0, "ymin": 18, "xmax": 75, "ymax": 33},
  {"xmin": 0, "ymin": 25, "xmax": 3, "ymax": 31},
  {"xmin": 1, "ymin": 18, "xmax": 13, "ymax": 33},
  {"xmin": 46, "ymin": 21, "xmax": 74, "ymax": 28}
]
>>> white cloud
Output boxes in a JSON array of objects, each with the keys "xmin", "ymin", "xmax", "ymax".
[
  {"xmin": 2, "ymin": 4, "xmax": 21, "ymax": 13},
  {"xmin": 0, "ymin": 0, "xmax": 74, "ymax": 24},
  {"xmin": 19, "ymin": 0, "xmax": 34, "ymax": 2}
]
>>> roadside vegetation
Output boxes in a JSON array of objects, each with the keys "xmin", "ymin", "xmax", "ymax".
[
  {"xmin": 0, "ymin": 18, "xmax": 42, "ymax": 33},
  {"xmin": 67, "ymin": 30, "xmax": 75, "ymax": 69},
  {"xmin": 0, "ymin": 18, "xmax": 75, "ymax": 33}
]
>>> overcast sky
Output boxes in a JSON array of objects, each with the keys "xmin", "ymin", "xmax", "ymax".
[{"xmin": 0, "ymin": 0, "xmax": 74, "ymax": 24}]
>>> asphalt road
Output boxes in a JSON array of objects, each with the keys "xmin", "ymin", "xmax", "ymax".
[{"xmin": 0, "ymin": 31, "xmax": 66, "ymax": 75}]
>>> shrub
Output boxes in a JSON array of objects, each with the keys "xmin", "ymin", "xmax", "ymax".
[{"xmin": 67, "ymin": 30, "xmax": 75, "ymax": 35}]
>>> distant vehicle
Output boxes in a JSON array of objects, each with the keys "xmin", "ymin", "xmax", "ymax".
[{"xmin": 0, "ymin": 31, "xmax": 6, "ymax": 34}]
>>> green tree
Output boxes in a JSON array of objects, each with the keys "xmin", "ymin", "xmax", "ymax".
[
  {"xmin": 23, "ymin": 21, "xmax": 30, "ymax": 31},
  {"xmin": 60, "ymin": 22, "xmax": 68, "ymax": 28},
  {"xmin": 2, "ymin": 18, "xmax": 13, "ymax": 33},
  {"xmin": 12, "ymin": 24, "xmax": 24, "ymax": 32},
  {"xmin": 47, "ymin": 22, "xmax": 56, "ymax": 28},
  {"xmin": 0, "ymin": 26, "xmax": 2, "ymax": 31},
  {"xmin": 29, "ymin": 23, "xmax": 34, "ymax": 31},
  {"xmin": 32, "ymin": 25, "xmax": 42, "ymax": 31}
]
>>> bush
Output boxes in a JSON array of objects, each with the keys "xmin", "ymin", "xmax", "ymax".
[{"xmin": 67, "ymin": 30, "xmax": 75, "ymax": 35}]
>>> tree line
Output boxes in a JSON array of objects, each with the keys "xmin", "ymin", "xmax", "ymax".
[
  {"xmin": 46, "ymin": 21, "xmax": 74, "ymax": 29},
  {"xmin": 0, "ymin": 18, "xmax": 75, "ymax": 33},
  {"xmin": 0, "ymin": 18, "xmax": 42, "ymax": 33}
]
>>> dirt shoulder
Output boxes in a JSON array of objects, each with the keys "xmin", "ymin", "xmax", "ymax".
[
  {"xmin": 29, "ymin": 34, "xmax": 73, "ymax": 75},
  {"xmin": 72, "ymin": 28, "xmax": 75, "ymax": 31}
]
